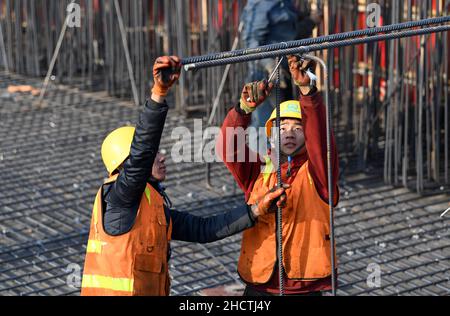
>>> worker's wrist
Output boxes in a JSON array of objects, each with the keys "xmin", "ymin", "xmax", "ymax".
[
  {"xmin": 234, "ymin": 102, "xmax": 251, "ymax": 116},
  {"xmin": 151, "ymin": 83, "xmax": 169, "ymax": 100},
  {"xmin": 239, "ymin": 99, "xmax": 256, "ymax": 114},
  {"xmin": 250, "ymin": 203, "xmax": 260, "ymax": 218},
  {"xmin": 151, "ymin": 92, "xmax": 166, "ymax": 104},
  {"xmin": 299, "ymin": 85, "xmax": 317, "ymax": 96}
]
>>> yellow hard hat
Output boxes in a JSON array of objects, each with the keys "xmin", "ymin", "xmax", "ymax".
[
  {"xmin": 265, "ymin": 100, "xmax": 302, "ymax": 137},
  {"xmin": 101, "ymin": 126, "xmax": 135, "ymax": 174}
]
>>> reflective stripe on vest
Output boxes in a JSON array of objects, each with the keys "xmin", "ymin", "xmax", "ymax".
[
  {"xmin": 81, "ymin": 274, "xmax": 134, "ymax": 293},
  {"xmin": 262, "ymin": 156, "xmax": 273, "ymax": 185},
  {"xmin": 86, "ymin": 239, "xmax": 106, "ymax": 254},
  {"xmin": 144, "ymin": 187, "xmax": 151, "ymax": 204}
]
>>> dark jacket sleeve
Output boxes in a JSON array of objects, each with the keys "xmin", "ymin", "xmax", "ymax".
[
  {"xmin": 103, "ymin": 98, "xmax": 168, "ymax": 236},
  {"xmin": 170, "ymin": 205, "xmax": 256, "ymax": 243}
]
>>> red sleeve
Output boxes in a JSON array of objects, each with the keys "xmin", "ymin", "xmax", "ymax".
[
  {"xmin": 216, "ymin": 106, "xmax": 263, "ymax": 201},
  {"xmin": 300, "ymin": 91, "xmax": 340, "ymax": 206}
]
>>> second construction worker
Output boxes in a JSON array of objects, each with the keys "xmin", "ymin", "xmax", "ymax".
[
  {"xmin": 80, "ymin": 56, "xmax": 287, "ymax": 296},
  {"xmin": 217, "ymin": 55, "xmax": 339, "ymax": 296}
]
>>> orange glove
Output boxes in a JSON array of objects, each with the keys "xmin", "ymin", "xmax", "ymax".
[
  {"xmin": 239, "ymin": 79, "xmax": 274, "ymax": 114},
  {"xmin": 287, "ymin": 55, "xmax": 317, "ymax": 87},
  {"xmin": 151, "ymin": 55, "xmax": 182, "ymax": 97},
  {"xmin": 251, "ymin": 184, "xmax": 290, "ymax": 218}
]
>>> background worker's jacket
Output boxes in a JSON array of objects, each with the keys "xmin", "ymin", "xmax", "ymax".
[
  {"xmin": 216, "ymin": 88, "xmax": 339, "ymax": 294},
  {"xmin": 241, "ymin": 0, "xmax": 317, "ymax": 134},
  {"xmin": 81, "ymin": 99, "xmax": 256, "ymax": 296},
  {"xmin": 242, "ymin": 0, "xmax": 316, "ymax": 82}
]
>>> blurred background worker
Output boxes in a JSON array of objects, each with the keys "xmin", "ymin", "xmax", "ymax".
[
  {"xmin": 241, "ymin": 0, "xmax": 321, "ymax": 152},
  {"xmin": 80, "ymin": 55, "xmax": 287, "ymax": 296},
  {"xmin": 217, "ymin": 55, "xmax": 339, "ymax": 296}
]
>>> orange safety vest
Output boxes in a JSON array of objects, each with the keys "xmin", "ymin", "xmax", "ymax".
[
  {"xmin": 237, "ymin": 159, "xmax": 336, "ymax": 284},
  {"xmin": 81, "ymin": 174, "xmax": 173, "ymax": 296}
]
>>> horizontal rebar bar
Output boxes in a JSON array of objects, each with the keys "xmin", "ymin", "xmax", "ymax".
[
  {"xmin": 183, "ymin": 24, "xmax": 450, "ymax": 70},
  {"xmin": 181, "ymin": 16, "xmax": 450, "ymax": 65}
]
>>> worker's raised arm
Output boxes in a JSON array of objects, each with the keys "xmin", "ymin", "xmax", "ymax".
[
  {"xmin": 110, "ymin": 56, "xmax": 181, "ymax": 206},
  {"xmin": 287, "ymin": 55, "xmax": 339, "ymax": 205},
  {"xmin": 216, "ymin": 80, "xmax": 272, "ymax": 200}
]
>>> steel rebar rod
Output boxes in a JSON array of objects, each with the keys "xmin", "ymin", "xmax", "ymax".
[
  {"xmin": 207, "ymin": 21, "xmax": 244, "ymax": 126},
  {"xmin": 274, "ymin": 55, "xmax": 284, "ymax": 296},
  {"xmin": 38, "ymin": 0, "xmax": 76, "ymax": 104},
  {"xmin": 0, "ymin": 15, "xmax": 10, "ymax": 72},
  {"xmin": 114, "ymin": 0, "xmax": 139, "ymax": 107},
  {"xmin": 183, "ymin": 24, "xmax": 450, "ymax": 71},
  {"xmin": 181, "ymin": 16, "xmax": 450, "ymax": 65}
]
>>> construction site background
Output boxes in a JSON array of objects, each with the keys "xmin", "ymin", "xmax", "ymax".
[{"xmin": 1, "ymin": 0, "xmax": 449, "ymax": 191}]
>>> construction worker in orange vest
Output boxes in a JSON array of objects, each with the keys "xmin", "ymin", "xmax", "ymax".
[
  {"xmin": 80, "ymin": 56, "xmax": 288, "ymax": 296},
  {"xmin": 217, "ymin": 55, "xmax": 339, "ymax": 296}
]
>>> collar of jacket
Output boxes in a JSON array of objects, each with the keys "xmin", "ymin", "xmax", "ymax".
[
  {"xmin": 149, "ymin": 180, "xmax": 173, "ymax": 209},
  {"xmin": 282, "ymin": 151, "xmax": 307, "ymax": 170},
  {"xmin": 267, "ymin": 151, "xmax": 308, "ymax": 184}
]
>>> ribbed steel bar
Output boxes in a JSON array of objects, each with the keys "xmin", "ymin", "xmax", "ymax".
[
  {"xmin": 274, "ymin": 56, "xmax": 284, "ymax": 296},
  {"xmin": 37, "ymin": 0, "xmax": 76, "ymax": 104},
  {"xmin": 181, "ymin": 16, "xmax": 450, "ymax": 65},
  {"xmin": 183, "ymin": 24, "xmax": 450, "ymax": 71},
  {"xmin": 113, "ymin": 0, "xmax": 139, "ymax": 106},
  {"xmin": 0, "ymin": 14, "xmax": 9, "ymax": 72}
]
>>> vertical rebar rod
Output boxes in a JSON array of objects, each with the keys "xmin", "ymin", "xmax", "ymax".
[
  {"xmin": 207, "ymin": 21, "xmax": 244, "ymax": 126},
  {"xmin": 274, "ymin": 56, "xmax": 284, "ymax": 296},
  {"xmin": 113, "ymin": 0, "xmax": 139, "ymax": 106},
  {"xmin": 417, "ymin": 4, "xmax": 426, "ymax": 194},
  {"xmin": 5, "ymin": 0, "xmax": 12, "ymax": 71},
  {"xmin": 0, "ymin": 14, "xmax": 9, "ymax": 72},
  {"xmin": 445, "ymin": 19, "xmax": 449, "ymax": 184},
  {"xmin": 38, "ymin": 0, "xmax": 76, "ymax": 104}
]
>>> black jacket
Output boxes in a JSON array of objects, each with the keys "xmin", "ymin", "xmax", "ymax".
[{"xmin": 101, "ymin": 98, "xmax": 256, "ymax": 243}]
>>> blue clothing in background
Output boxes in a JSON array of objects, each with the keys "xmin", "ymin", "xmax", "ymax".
[{"xmin": 240, "ymin": 0, "xmax": 316, "ymax": 153}]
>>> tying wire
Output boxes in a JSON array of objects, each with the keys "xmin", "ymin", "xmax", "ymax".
[
  {"xmin": 183, "ymin": 24, "xmax": 450, "ymax": 71},
  {"xmin": 181, "ymin": 16, "xmax": 450, "ymax": 65}
]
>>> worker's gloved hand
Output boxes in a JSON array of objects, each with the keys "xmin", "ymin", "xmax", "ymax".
[
  {"xmin": 251, "ymin": 184, "xmax": 290, "ymax": 218},
  {"xmin": 287, "ymin": 55, "xmax": 317, "ymax": 87},
  {"xmin": 151, "ymin": 55, "xmax": 182, "ymax": 97},
  {"xmin": 239, "ymin": 79, "xmax": 274, "ymax": 114}
]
